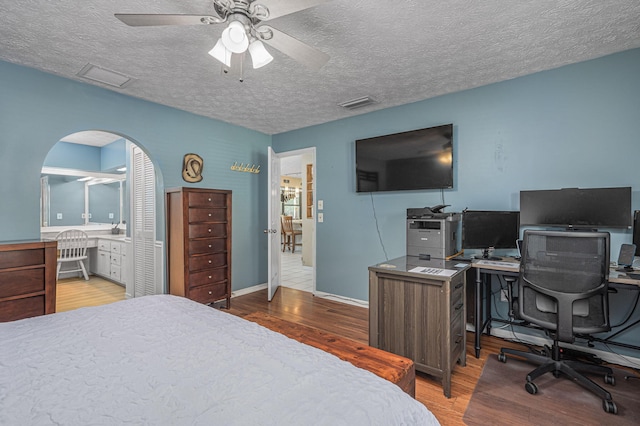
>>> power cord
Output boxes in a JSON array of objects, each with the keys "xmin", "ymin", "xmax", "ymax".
[{"xmin": 369, "ymin": 192, "xmax": 388, "ymax": 261}]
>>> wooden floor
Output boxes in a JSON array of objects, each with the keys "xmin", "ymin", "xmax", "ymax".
[
  {"xmin": 56, "ymin": 275, "xmax": 126, "ymax": 312},
  {"xmin": 56, "ymin": 281, "xmax": 635, "ymax": 425}
]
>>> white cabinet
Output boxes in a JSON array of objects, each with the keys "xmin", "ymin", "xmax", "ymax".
[{"xmin": 92, "ymin": 239, "xmax": 127, "ymax": 285}]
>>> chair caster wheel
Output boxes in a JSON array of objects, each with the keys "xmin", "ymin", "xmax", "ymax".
[
  {"xmin": 604, "ymin": 373, "xmax": 615, "ymax": 386},
  {"xmin": 525, "ymin": 381, "xmax": 538, "ymax": 395},
  {"xmin": 553, "ymin": 370, "xmax": 561, "ymax": 378},
  {"xmin": 498, "ymin": 353, "xmax": 507, "ymax": 363},
  {"xmin": 603, "ymin": 400, "xmax": 618, "ymax": 414}
]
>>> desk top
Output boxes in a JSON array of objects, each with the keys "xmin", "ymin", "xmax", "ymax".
[
  {"xmin": 369, "ymin": 256, "xmax": 470, "ymax": 280},
  {"xmin": 465, "ymin": 256, "xmax": 640, "ymax": 287}
]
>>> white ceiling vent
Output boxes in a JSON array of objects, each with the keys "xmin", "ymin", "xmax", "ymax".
[
  {"xmin": 338, "ymin": 96, "xmax": 377, "ymax": 110},
  {"xmin": 77, "ymin": 63, "xmax": 134, "ymax": 88}
]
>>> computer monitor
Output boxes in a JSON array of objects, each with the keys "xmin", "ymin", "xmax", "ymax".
[
  {"xmin": 634, "ymin": 210, "xmax": 640, "ymax": 256},
  {"xmin": 462, "ymin": 210, "xmax": 520, "ymax": 257}
]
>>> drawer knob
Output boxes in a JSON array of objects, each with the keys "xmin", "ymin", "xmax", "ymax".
[
  {"xmin": 455, "ymin": 283, "xmax": 464, "ymax": 289},
  {"xmin": 208, "ymin": 244, "xmax": 212, "ymax": 248},
  {"xmin": 454, "ymin": 303, "xmax": 463, "ymax": 311},
  {"xmin": 455, "ymin": 335, "xmax": 463, "ymax": 344},
  {"xmin": 208, "ymin": 213, "xmax": 212, "ymax": 217},
  {"xmin": 208, "ymin": 229, "xmax": 212, "ymax": 233},
  {"xmin": 208, "ymin": 260, "xmax": 212, "ymax": 264},
  {"xmin": 208, "ymin": 198, "xmax": 212, "ymax": 201},
  {"xmin": 208, "ymin": 291, "xmax": 212, "ymax": 295},
  {"xmin": 208, "ymin": 275, "xmax": 212, "ymax": 279}
]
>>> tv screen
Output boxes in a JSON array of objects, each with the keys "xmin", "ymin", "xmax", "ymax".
[
  {"xmin": 462, "ymin": 210, "xmax": 520, "ymax": 251},
  {"xmin": 520, "ymin": 187, "xmax": 632, "ymax": 229},
  {"xmin": 355, "ymin": 124, "xmax": 453, "ymax": 192}
]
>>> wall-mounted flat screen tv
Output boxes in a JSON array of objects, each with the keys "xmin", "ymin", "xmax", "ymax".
[
  {"xmin": 520, "ymin": 186, "xmax": 632, "ymax": 229},
  {"xmin": 355, "ymin": 123, "xmax": 453, "ymax": 192}
]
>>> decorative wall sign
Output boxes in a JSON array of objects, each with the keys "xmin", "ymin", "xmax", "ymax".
[{"xmin": 182, "ymin": 153, "xmax": 204, "ymax": 183}]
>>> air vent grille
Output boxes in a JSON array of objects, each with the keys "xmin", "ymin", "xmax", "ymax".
[
  {"xmin": 338, "ymin": 96, "xmax": 377, "ymax": 110},
  {"xmin": 77, "ymin": 63, "xmax": 134, "ymax": 88}
]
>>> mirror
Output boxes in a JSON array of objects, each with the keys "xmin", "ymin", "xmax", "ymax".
[{"xmin": 41, "ymin": 167, "xmax": 126, "ymax": 227}]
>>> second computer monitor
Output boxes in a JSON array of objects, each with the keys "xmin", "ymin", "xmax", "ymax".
[{"xmin": 462, "ymin": 210, "xmax": 520, "ymax": 255}]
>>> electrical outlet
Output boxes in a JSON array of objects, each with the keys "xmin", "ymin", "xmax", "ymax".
[{"xmin": 500, "ymin": 289, "xmax": 508, "ymax": 302}]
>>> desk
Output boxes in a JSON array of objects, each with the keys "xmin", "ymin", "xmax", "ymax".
[{"xmin": 471, "ymin": 258, "xmax": 640, "ymax": 358}]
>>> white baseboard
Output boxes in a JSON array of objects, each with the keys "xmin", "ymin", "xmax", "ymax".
[
  {"xmin": 313, "ymin": 291, "xmax": 369, "ymax": 308},
  {"xmin": 230, "ymin": 284, "xmax": 369, "ymax": 308},
  {"xmin": 475, "ymin": 323, "xmax": 640, "ymax": 369},
  {"xmin": 231, "ymin": 283, "xmax": 267, "ymax": 298}
]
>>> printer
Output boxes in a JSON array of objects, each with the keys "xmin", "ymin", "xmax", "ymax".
[{"xmin": 407, "ymin": 206, "xmax": 460, "ymax": 259}]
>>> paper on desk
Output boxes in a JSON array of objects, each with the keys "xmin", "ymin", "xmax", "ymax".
[{"xmin": 409, "ymin": 266, "xmax": 457, "ymax": 277}]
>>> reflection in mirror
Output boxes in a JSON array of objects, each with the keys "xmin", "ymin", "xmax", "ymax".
[{"xmin": 41, "ymin": 167, "xmax": 126, "ymax": 227}]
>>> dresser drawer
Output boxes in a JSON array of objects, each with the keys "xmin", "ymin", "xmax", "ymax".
[
  {"xmin": 450, "ymin": 311, "xmax": 465, "ymax": 363},
  {"xmin": 0, "ymin": 249, "xmax": 44, "ymax": 270},
  {"xmin": 110, "ymin": 254, "xmax": 122, "ymax": 266},
  {"xmin": 189, "ymin": 253, "xmax": 227, "ymax": 272},
  {"xmin": 189, "ymin": 268, "xmax": 228, "ymax": 287},
  {"xmin": 189, "ymin": 223, "xmax": 227, "ymax": 239},
  {"xmin": 188, "ymin": 192, "xmax": 228, "ymax": 208},
  {"xmin": 189, "ymin": 208, "xmax": 227, "ymax": 223},
  {"xmin": 188, "ymin": 238, "xmax": 227, "ymax": 255},
  {"xmin": 189, "ymin": 282, "xmax": 228, "ymax": 304},
  {"xmin": 0, "ymin": 295, "xmax": 45, "ymax": 322},
  {"xmin": 0, "ymin": 269, "xmax": 45, "ymax": 298}
]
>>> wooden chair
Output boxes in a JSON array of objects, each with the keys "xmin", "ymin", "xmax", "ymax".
[
  {"xmin": 281, "ymin": 216, "xmax": 302, "ymax": 253},
  {"xmin": 55, "ymin": 229, "xmax": 89, "ymax": 281}
]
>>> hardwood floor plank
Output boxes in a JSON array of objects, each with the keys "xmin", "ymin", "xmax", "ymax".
[{"xmin": 56, "ymin": 276, "xmax": 126, "ymax": 312}]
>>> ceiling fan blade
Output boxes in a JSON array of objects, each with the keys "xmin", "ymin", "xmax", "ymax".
[
  {"xmin": 252, "ymin": 0, "xmax": 331, "ymax": 21},
  {"xmin": 258, "ymin": 25, "xmax": 329, "ymax": 71},
  {"xmin": 114, "ymin": 14, "xmax": 224, "ymax": 27}
]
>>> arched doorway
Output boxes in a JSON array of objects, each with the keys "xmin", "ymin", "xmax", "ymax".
[{"xmin": 41, "ymin": 130, "xmax": 164, "ymax": 311}]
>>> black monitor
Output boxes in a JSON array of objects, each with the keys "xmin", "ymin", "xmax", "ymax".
[
  {"xmin": 462, "ymin": 210, "xmax": 520, "ymax": 257},
  {"xmin": 634, "ymin": 210, "xmax": 640, "ymax": 256},
  {"xmin": 519, "ymin": 187, "xmax": 632, "ymax": 229}
]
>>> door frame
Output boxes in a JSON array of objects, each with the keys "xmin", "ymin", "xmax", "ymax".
[{"xmin": 270, "ymin": 146, "xmax": 317, "ymax": 296}]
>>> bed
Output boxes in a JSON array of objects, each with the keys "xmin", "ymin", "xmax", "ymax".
[{"xmin": 0, "ymin": 295, "xmax": 438, "ymax": 425}]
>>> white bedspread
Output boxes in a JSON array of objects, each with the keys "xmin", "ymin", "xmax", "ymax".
[{"xmin": 0, "ymin": 295, "xmax": 439, "ymax": 425}]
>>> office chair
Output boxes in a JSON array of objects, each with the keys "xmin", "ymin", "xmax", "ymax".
[
  {"xmin": 55, "ymin": 229, "xmax": 89, "ymax": 281},
  {"xmin": 498, "ymin": 230, "xmax": 617, "ymax": 414}
]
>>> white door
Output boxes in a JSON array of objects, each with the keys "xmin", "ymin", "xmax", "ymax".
[{"xmin": 267, "ymin": 147, "xmax": 281, "ymax": 301}]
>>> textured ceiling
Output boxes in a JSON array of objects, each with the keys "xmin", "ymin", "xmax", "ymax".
[{"xmin": 1, "ymin": 0, "xmax": 640, "ymax": 135}]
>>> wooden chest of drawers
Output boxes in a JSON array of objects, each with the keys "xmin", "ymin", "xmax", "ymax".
[
  {"xmin": 0, "ymin": 240, "xmax": 57, "ymax": 322},
  {"xmin": 166, "ymin": 188, "xmax": 232, "ymax": 308}
]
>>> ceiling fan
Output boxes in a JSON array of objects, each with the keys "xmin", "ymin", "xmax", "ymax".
[{"xmin": 115, "ymin": 0, "xmax": 330, "ymax": 78}]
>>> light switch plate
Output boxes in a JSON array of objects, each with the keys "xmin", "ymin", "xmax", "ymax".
[
  {"xmin": 318, "ymin": 200, "xmax": 324, "ymax": 210},
  {"xmin": 318, "ymin": 212, "xmax": 324, "ymax": 223},
  {"xmin": 56, "ymin": 213, "xmax": 63, "ymax": 220},
  {"xmin": 109, "ymin": 213, "xmax": 114, "ymax": 219}
]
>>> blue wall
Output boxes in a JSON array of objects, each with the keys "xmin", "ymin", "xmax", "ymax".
[
  {"xmin": 44, "ymin": 142, "xmax": 102, "ymax": 171},
  {"xmin": 0, "ymin": 60, "xmax": 270, "ymax": 290},
  {"xmin": 273, "ymin": 48, "xmax": 640, "ymax": 298}
]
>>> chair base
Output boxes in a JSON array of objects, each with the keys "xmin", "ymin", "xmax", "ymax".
[{"xmin": 499, "ymin": 343, "xmax": 617, "ymax": 414}]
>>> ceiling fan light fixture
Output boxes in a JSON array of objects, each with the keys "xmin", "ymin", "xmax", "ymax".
[
  {"xmin": 248, "ymin": 40, "xmax": 273, "ymax": 69},
  {"xmin": 208, "ymin": 38, "xmax": 232, "ymax": 67},
  {"xmin": 221, "ymin": 20, "xmax": 249, "ymax": 53}
]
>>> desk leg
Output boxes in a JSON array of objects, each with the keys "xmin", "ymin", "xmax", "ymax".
[{"xmin": 475, "ymin": 268, "xmax": 482, "ymax": 358}]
